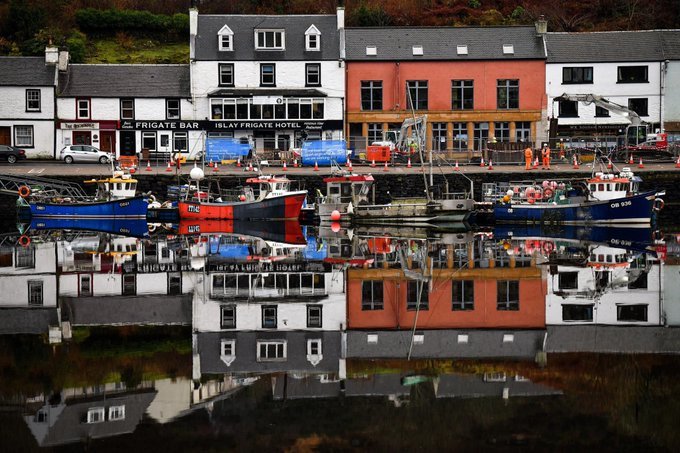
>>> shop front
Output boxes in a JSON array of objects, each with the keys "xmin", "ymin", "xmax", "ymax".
[{"xmin": 57, "ymin": 120, "xmax": 118, "ymax": 154}]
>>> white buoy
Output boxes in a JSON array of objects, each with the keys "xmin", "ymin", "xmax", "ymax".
[{"xmin": 190, "ymin": 167, "xmax": 205, "ymax": 181}]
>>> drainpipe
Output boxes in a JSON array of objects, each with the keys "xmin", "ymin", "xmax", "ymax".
[{"xmin": 660, "ymin": 60, "xmax": 668, "ymax": 133}]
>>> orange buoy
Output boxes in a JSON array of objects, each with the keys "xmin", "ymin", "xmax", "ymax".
[
  {"xmin": 18, "ymin": 186, "xmax": 31, "ymax": 198},
  {"xmin": 18, "ymin": 235, "xmax": 30, "ymax": 247}
]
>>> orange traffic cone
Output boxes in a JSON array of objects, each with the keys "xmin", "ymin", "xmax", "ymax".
[
  {"xmin": 488, "ymin": 159, "xmax": 494, "ymax": 170},
  {"xmin": 348, "ymin": 159, "xmax": 353, "ymax": 171},
  {"xmin": 213, "ymin": 162, "xmax": 219, "ymax": 172},
  {"xmin": 629, "ymin": 154, "xmax": 634, "ymax": 165},
  {"xmin": 145, "ymin": 160, "xmax": 152, "ymax": 171},
  {"xmin": 314, "ymin": 161, "xmax": 319, "ymax": 171},
  {"xmin": 638, "ymin": 158, "xmax": 644, "ymax": 169},
  {"xmin": 237, "ymin": 158, "xmax": 242, "ymax": 167},
  {"xmin": 479, "ymin": 157, "xmax": 485, "ymax": 167},
  {"xmin": 208, "ymin": 159, "xmax": 213, "ymax": 168},
  {"xmin": 407, "ymin": 157, "xmax": 412, "ymax": 168},
  {"xmin": 383, "ymin": 161, "xmax": 389, "ymax": 172},
  {"xmin": 370, "ymin": 160, "xmax": 376, "ymax": 168},
  {"xmin": 282, "ymin": 161, "xmax": 287, "ymax": 171},
  {"xmin": 533, "ymin": 157, "xmax": 539, "ymax": 169},
  {"xmin": 572, "ymin": 155, "xmax": 580, "ymax": 169},
  {"xmin": 454, "ymin": 161, "xmax": 460, "ymax": 171},
  {"xmin": 607, "ymin": 159, "xmax": 613, "ymax": 169},
  {"xmin": 675, "ymin": 156, "xmax": 680, "ymax": 168},
  {"xmin": 165, "ymin": 162, "xmax": 172, "ymax": 172},
  {"xmin": 293, "ymin": 158, "xmax": 298, "ymax": 168},
  {"xmin": 247, "ymin": 161, "xmax": 253, "ymax": 172}
]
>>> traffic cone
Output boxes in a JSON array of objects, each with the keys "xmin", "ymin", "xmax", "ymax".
[
  {"xmin": 237, "ymin": 158, "xmax": 242, "ymax": 168},
  {"xmin": 370, "ymin": 160, "xmax": 376, "ymax": 168},
  {"xmin": 282, "ymin": 161, "xmax": 287, "ymax": 171},
  {"xmin": 607, "ymin": 159, "xmax": 613, "ymax": 169},
  {"xmin": 348, "ymin": 159, "xmax": 353, "ymax": 171},
  {"xmin": 488, "ymin": 159, "xmax": 494, "ymax": 170},
  {"xmin": 572, "ymin": 155, "xmax": 580, "ymax": 169},
  {"xmin": 638, "ymin": 158, "xmax": 644, "ymax": 169},
  {"xmin": 407, "ymin": 157, "xmax": 412, "ymax": 168},
  {"xmin": 479, "ymin": 157, "xmax": 485, "ymax": 167},
  {"xmin": 383, "ymin": 161, "xmax": 389, "ymax": 172},
  {"xmin": 165, "ymin": 162, "xmax": 172, "ymax": 172},
  {"xmin": 533, "ymin": 157, "xmax": 539, "ymax": 169},
  {"xmin": 314, "ymin": 161, "xmax": 319, "ymax": 171},
  {"xmin": 675, "ymin": 156, "xmax": 680, "ymax": 168},
  {"xmin": 213, "ymin": 162, "xmax": 219, "ymax": 172},
  {"xmin": 145, "ymin": 160, "xmax": 152, "ymax": 171},
  {"xmin": 629, "ymin": 154, "xmax": 634, "ymax": 165},
  {"xmin": 247, "ymin": 161, "xmax": 253, "ymax": 172},
  {"xmin": 454, "ymin": 161, "xmax": 460, "ymax": 171},
  {"xmin": 293, "ymin": 158, "xmax": 298, "ymax": 168}
]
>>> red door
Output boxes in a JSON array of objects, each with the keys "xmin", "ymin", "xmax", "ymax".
[
  {"xmin": 100, "ymin": 131, "xmax": 116, "ymax": 154},
  {"xmin": 0, "ymin": 127, "xmax": 10, "ymax": 145}
]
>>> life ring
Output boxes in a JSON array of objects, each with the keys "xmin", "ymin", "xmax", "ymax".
[
  {"xmin": 18, "ymin": 186, "xmax": 31, "ymax": 198},
  {"xmin": 543, "ymin": 188, "xmax": 554, "ymax": 199},
  {"xmin": 18, "ymin": 235, "xmax": 30, "ymax": 247},
  {"xmin": 148, "ymin": 194, "xmax": 156, "ymax": 203},
  {"xmin": 653, "ymin": 198, "xmax": 664, "ymax": 212},
  {"xmin": 542, "ymin": 241, "xmax": 555, "ymax": 254},
  {"xmin": 148, "ymin": 223, "xmax": 157, "ymax": 233}
]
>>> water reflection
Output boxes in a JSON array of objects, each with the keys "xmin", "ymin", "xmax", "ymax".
[{"xmin": 2, "ymin": 220, "xmax": 680, "ymax": 449}]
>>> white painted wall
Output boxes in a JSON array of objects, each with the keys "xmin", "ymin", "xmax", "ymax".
[
  {"xmin": 546, "ymin": 61, "xmax": 662, "ymax": 127},
  {"xmin": 0, "ymin": 275, "xmax": 57, "ymax": 307},
  {"xmin": 59, "ymin": 271, "xmax": 196, "ymax": 297},
  {"xmin": 0, "ymin": 86, "xmax": 55, "ymax": 119},
  {"xmin": 663, "ymin": 61, "xmax": 680, "ymax": 129}
]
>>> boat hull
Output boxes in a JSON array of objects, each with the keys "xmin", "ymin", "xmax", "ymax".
[
  {"xmin": 493, "ymin": 191, "xmax": 657, "ymax": 225},
  {"xmin": 176, "ymin": 219, "xmax": 306, "ymax": 244},
  {"xmin": 29, "ymin": 218, "xmax": 150, "ymax": 238},
  {"xmin": 28, "ymin": 196, "xmax": 148, "ymax": 219},
  {"xmin": 178, "ymin": 192, "xmax": 306, "ymax": 221}
]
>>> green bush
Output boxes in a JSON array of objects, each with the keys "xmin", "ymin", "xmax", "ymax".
[
  {"xmin": 66, "ymin": 31, "xmax": 87, "ymax": 63},
  {"xmin": 75, "ymin": 8, "xmax": 189, "ymax": 35}
]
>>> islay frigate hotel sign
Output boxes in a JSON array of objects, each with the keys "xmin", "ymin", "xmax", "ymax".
[{"xmin": 120, "ymin": 120, "xmax": 343, "ymax": 131}]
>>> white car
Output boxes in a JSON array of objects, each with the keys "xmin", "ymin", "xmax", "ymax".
[{"xmin": 60, "ymin": 145, "xmax": 114, "ymax": 164}]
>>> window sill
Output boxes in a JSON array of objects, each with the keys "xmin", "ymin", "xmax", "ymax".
[
  {"xmin": 616, "ymin": 81, "xmax": 649, "ymax": 84},
  {"xmin": 562, "ymin": 81, "xmax": 593, "ymax": 85},
  {"xmin": 558, "ymin": 115, "xmax": 580, "ymax": 118}
]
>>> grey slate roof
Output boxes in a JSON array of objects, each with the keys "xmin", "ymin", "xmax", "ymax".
[
  {"xmin": 347, "ymin": 330, "xmax": 545, "ymax": 359},
  {"xmin": 58, "ymin": 64, "xmax": 190, "ymax": 98},
  {"xmin": 435, "ymin": 374, "xmax": 562, "ymax": 399},
  {"xmin": 197, "ymin": 331, "xmax": 341, "ymax": 374},
  {"xmin": 24, "ymin": 390, "xmax": 156, "ymax": 447},
  {"xmin": 345, "ymin": 26, "xmax": 545, "ymax": 61},
  {"xmin": 545, "ymin": 30, "xmax": 669, "ymax": 63},
  {"xmin": 195, "ymin": 15, "xmax": 340, "ymax": 61},
  {"xmin": 61, "ymin": 294, "xmax": 191, "ymax": 326},
  {"xmin": 546, "ymin": 326, "xmax": 680, "ymax": 353},
  {"xmin": 0, "ymin": 57, "xmax": 56, "ymax": 86},
  {"xmin": 0, "ymin": 308, "xmax": 59, "ymax": 335},
  {"xmin": 660, "ymin": 30, "xmax": 680, "ymax": 59},
  {"xmin": 272, "ymin": 375, "xmax": 342, "ymax": 400}
]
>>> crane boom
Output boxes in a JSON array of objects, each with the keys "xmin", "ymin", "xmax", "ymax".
[{"xmin": 554, "ymin": 93, "xmax": 644, "ymax": 126}]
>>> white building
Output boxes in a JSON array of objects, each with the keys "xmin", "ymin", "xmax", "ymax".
[
  {"xmin": 546, "ymin": 246, "xmax": 662, "ymax": 325},
  {"xmin": 545, "ymin": 31, "xmax": 666, "ymax": 140},
  {"xmin": 0, "ymin": 242, "xmax": 57, "ymax": 308},
  {"xmin": 189, "ymin": 8, "xmax": 346, "ymax": 153},
  {"xmin": 56, "ymin": 64, "xmax": 195, "ymax": 160},
  {"xmin": 0, "ymin": 50, "xmax": 60, "ymax": 158}
]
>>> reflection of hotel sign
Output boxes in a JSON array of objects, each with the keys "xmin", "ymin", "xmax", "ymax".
[
  {"xmin": 209, "ymin": 262, "xmax": 328, "ymax": 273},
  {"xmin": 62, "ymin": 122, "xmax": 99, "ymax": 130},
  {"xmin": 127, "ymin": 263, "xmax": 194, "ymax": 273}
]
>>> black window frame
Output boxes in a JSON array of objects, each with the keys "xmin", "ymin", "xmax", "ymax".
[
  {"xmin": 406, "ymin": 281, "xmax": 429, "ymax": 311},
  {"xmin": 361, "ymin": 281, "xmax": 384, "ymax": 310},
  {"xmin": 220, "ymin": 304, "xmax": 237, "ymax": 329},
  {"xmin": 361, "ymin": 81, "xmax": 383, "ymax": 111},
  {"xmin": 451, "ymin": 79, "xmax": 474, "ymax": 110},
  {"xmin": 617, "ymin": 65, "xmax": 648, "ymax": 83},
  {"xmin": 260, "ymin": 63, "xmax": 276, "ymax": 87},
  {"xmin": 306, "ymin": 304, "xmax": 322, "ymax": 328},
  {"xmin": 165, "ymin": 98, "xmax": 180, "ymax": 120},
  {"xmin": 218, "ymin": 63, "xmax": 234, "ymax": 87},
  {"xmin": 558, "ymin": 100, "xmax": 579, "ymax": 118},
  {"xmin": 407, "ymin": 80, "xmax": 428, "ymax": 110},
  {"xmin": 120, "ymin": 98, "xmax": 135, "ymax": 120},
  {"xmin": 142, "ymin": 131, "xmax": 157, "ymax": 151},
  {"xmin": 559, "ymin": 272, "xmax": 579, "ymax": 290},
  {"xmin": 562, "ymin": 304, "xmax": 594, "ymax": 322},
  {"xmin": 562, "ymin": 66, "xmax": 594, "ymax": 84},
  {"xmin": 497, "ymin": 280, "xmax": 519, "ymax": 311},
  {"xmin": 28, "ymin": 280, "xmax": 43, "ymax": 306},
  {"xmin": 617, "ymin": 304, "xmax": 648, "ymax": 322},
  {"xmin": 628, "ymin": 98, "xmax": 648, "ymax": 116},
  {"xmin": 496, "ymin": 79, "xmax": 519, "ymax": 109},
  {"xmin": 595, "ymin": 106, "xmax": 610, "ymax": 117},
  {"xmin": 25, "ymin": 89, "xmax": 41, "ymax": 112},
  {"xmin": 262, "ymin": 305, "xmax": 278, "ymax": 328},
  {"xmin": 305, "ymin": 63, "xmax": 321, "ymax": 87},
  {"xmin": 452, "ymin": 280, "xmax": 474, "ymax": 311},
  {"xmin": 122, "ymin": 274, "xmax": 136, "ymax": 296},
  {"xmin": 167, "ymin": 272, "xmax": 182, "ymax": 295}
]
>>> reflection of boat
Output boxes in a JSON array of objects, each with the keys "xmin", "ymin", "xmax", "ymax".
[
  {"xmin": 487, "ymin": 167, "xmax": 663, "ymax": 224},
  {"xmin": 176, "ymin": 220, "xmax": 306, "ymax": 245},
  {"xmin": 178, "ymin": 175, "xmax": 307, "ymax": 220},
  {"xmin": 27, "ymin": 218, "xmax": 150, "ymax": 238},
  {"xmin": 20, "ymin": 170, "xmax": 148, "ymax": 219}
]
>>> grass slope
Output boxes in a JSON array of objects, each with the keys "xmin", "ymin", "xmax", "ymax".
[{"xmin": 85, "ymin": 37, "xmax": 188, "ymax": 64}]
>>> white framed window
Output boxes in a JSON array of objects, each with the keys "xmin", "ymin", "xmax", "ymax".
[
  {"xmin": 217, "ymin": 25, "xmax": 234, "ymax": 51},
  {"xmin": 412, "ymin": 45, "xmax": 423, "ymax": 56},
  {"xmin": 502, "ymin": 44, "xmax": 514, "ymax": 55},
  {"xmin": 108, "ymin": 405, "xmax": 125, "ymax": 421},
  {"xmin": 255, "ymin": 30, "xmax": 285, "ymax": 50},
  {"xmin": 256, "ymin": 340, "xmax": 287, "ymax": 361},
  {"xmin": 456, "ymin": 45, "xmax": 468, "ymax": 55},
  {"xmin": 142, "ymin": 131, "xmax": 156, "ymax": 151},
  {"xmin": 14, "ymin": 125, "xmax": 34, "ymax": 147},
  {"xmin": 87, "ymin": 407, "xmax": 105, "ymax": 424},
  {"xmin": 365, "ymin": 46, "xmax": 377, "ymax": 56},
  {"xmin": 120, "ymin": 99, "xmax": 134, "ymax": 120},
  {"xmin": 76, "ymin": 98, "xmax": 90, "ymax": 119},
  {"xmin": 28, "ymin": 280, "xmax": 43, "ymax": 306},
  {"xmin": 305, "ymin": 25, "xmax": 321, "ymax": 51},
  {"xmin": 26, "ymin": 89, "xmax": 41, "ymax": 111},
  {"xmin": 220, "ymin": 339, "xmax": 236, "ymax": 366},
  {"xmin": 166, "ymin": 99, "xmax": 180, "ymax": 119},
  {"xmin": 173, "ymin": 132, "xmax": 187, "ymax": 152},
  {"xmin": 306, "ymin": 339, "xmax": 323, "ymax": 366}
]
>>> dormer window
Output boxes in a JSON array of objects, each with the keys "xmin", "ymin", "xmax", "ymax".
[
  {"xmin": 255, "ymin": 30, "xmax": 285, "ymax": 50},
  {"xmin": 217, "ymin": 25, "xmax": 234, "ymax": 51},
  {"xmin": 502, "ymin": 44, "xmax": 514, "ymax": 55},
  {"xmin": 305, "ymin": 25, "xmax": 321, "ymax": 51}
]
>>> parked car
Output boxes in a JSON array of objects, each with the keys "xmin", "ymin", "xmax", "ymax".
[
  {"xmin": 59, "ymin": 145, "xmax": 114, "ymax": 164},
  {"xmin": 0, "ymin": 145, "xmax": 26, "ymax": 164}
]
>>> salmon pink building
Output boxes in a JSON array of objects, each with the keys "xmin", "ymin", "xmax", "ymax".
[{"xmin": 345, "ymin": 23, "xmax": 548, "ymax": 158}]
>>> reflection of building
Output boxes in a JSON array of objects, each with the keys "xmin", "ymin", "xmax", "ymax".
[
  {"xmin": 546, "ymin": 246, "xmax": 661, "ymax": 325},
  {"xmin": 546, "ymin": 326, "xmax": 680, "ymax": 353},
  {"xmin": 347, "ymin": 236, "xmax": 545, "ymax": 330},
  {"xmin": 24, "ymin": 384, "xmax": 156, "ymax": 447}
]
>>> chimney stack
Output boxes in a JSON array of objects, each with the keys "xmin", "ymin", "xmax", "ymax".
[
  {"xmin": 337, "ymin": 7, "xmax": 345, "ymax": 30},
  {"xmin": 535, "ymin": 15, "xmax": 548, "ymax": 35},
  {"xmin": 45, "ymin": 46, "xmax": 58, "ymax": 66}
]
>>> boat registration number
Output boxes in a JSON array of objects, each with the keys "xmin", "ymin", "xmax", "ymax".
[
  {"xmin": 187, "ymin": 225, "xmax": 200, "ymax": 233},
  {"xmin": 187, "ymin": 205, "xmax": 201, "ymax": 213},
  {"xmin": 610, "ymin": 201, "xmax": 632, "ymax": 209},
  {"xmin": 119, "ymin": 201, "xmax": 130, "ymax": 207}
]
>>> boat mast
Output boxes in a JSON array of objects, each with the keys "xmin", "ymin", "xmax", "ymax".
[{"xmin": 405, "ymin": 83, "xmax": 431, "ymax": 202}]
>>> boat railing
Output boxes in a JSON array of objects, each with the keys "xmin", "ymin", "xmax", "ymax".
[{"xmin": 440, "ymin": 191, "xmax": 471, "ymax": 200}]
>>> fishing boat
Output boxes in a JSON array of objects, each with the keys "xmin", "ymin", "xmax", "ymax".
[
  {"xmin": 18, "ymin": 169, "xmax": 148, "ymax": 219},
  {"xmin": 178, "ymin": 175, "xmax": 307, "ymax": 221},
  {"xmin": 316, "ymin": 172, "xmax": 375, "ymax": 221},
  {"xmin": 485, "ymin": 166, "xmax": 664, "ymax": 225},
  {"xmin": 176, "ymin": 219, "xmax": 306, "ymax": 245}
]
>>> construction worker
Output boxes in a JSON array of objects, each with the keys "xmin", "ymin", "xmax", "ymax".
[
  {"xmin": 541, "ymin": 144, "xmax": 551, "ymax": 170},
  {"xmin": 524, "ymin": 146, "xmax": 533, "ymax": 170}
]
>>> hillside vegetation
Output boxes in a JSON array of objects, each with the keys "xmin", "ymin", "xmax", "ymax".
[{"xmin": 0, "ymin": 0, "xmax": 679, "ymax": 64}]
